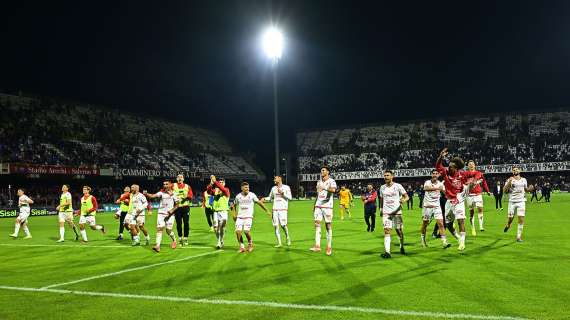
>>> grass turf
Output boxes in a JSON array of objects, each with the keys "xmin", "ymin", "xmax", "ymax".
[{"xmin": 0, "ymin": 193, "xmax": 569, "ymax": 319}]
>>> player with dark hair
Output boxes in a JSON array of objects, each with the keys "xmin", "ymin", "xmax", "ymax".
[
  {"xmin": 173, "ymin": 174, "xmax": 193, "ymax": 246},
  {"xmin": 56, "ymin": 184, "xmax": 79, "ymax": 242},
  {"xmin": 503, "ymin": 167, "xmax": 533, "ymax": 242},
  {"xmin": 379, "ymin": 170, "xmax": 409, "ymax": 258},
  {"xmin": 420, "ymin": 170, "xmax": 451, "ymax": 249},
  {"xmin": 435, "ymin": 148, "xmax": 472, "ymax": 251},
  {"xmin": 361, "ymin": 183, "xmax": 377, "ymax": 232},
  {"xmin": 311, "ymin": 166, "xmax": 337, "ymax": 256},
  {"xmin": 207, "ymin": 175, "xmax": 231, "ymax": 249},
  {"xmin": 231, "ymin": 182, "xmax": 269, "ymax": 253}
]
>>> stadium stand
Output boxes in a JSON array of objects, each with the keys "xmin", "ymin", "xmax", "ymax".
[
  {"xmin": 297, "ymin": 110, "xmax": 570, "ymax": 173},
  {"xmin": 0, "ymin": 93, "xmax": 263, "ymax": 180}
]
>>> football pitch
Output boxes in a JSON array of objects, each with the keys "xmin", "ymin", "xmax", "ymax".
[{"xmin": 1, "ymin": 194, "xmax": 569, "ymax": 320}]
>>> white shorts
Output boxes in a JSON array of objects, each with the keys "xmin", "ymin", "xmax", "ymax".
[
  {"xmin": 125, "ymin": 214, "xmax": 145, "ymax": 226},
  {"xmin": 422, "ymin": 206, "xmax": 443, "ymax": 221},
  {"xmin": 79, "ymin": 215, "xmax": 96, "ymax": 226},
  {"xmin": 58, "ymin": 212, "xmax": 73, "ymax": 223},
  {"xmin": 214, "ymin": 211, "xmax": 228, "ymax": 226},
  {"xmin": 235, "ymin": 217, "xmax": 253, "ymax": 231},
  {"xmin": 272, "ymin": 210, "xmax": 288, "ymax": 226},
  {"xmin": 157, "ymin": 213, "xmax": 175, "ymax": 229},
  {"xmin": 508, "ymin": 202, "xmax": 526, "ymax": 217},
  {"xmin": 313, "ymin": 207, "xmax": 333, "ymax": 223},
  {"xmin": 466, "ymin": 194, "xmax": 484, "ymax": 209},
  {"xmin": 383, "ymin": 214, "xmax": 403, "ymax": 229},
  {"xmin": 18, "ymin": 207, "xmax": 31, "ymax": 222},
  {"xmin": 445, "ymin": 201, "xmax": 466, "ymax": 222}
]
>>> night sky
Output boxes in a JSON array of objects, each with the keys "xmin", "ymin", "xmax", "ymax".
[{"xmin": 2, "ymin": 1, "xmax": 570, "ymax": 173}]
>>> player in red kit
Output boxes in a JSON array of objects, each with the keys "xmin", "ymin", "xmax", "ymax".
[
  {"xmin": 435, "ymin": 148, "xmax": 477, "ymax": 251},
  {"xmin": 465, "ymin": 160, "xmax": 491, "ymax": 236}
]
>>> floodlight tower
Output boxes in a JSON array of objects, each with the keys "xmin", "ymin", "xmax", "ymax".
[{"xmin": 262, "ymin": 27, "xmax": 284, "ymax": 176}]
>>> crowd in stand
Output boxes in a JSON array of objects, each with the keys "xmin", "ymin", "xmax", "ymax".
[
  {"xmin": 298, "ymin": 111, "xmax": 570, "ymax": 173},
  {"xmin": 0, "ymin": 93, "xmax": 261, "ymax": 179}
]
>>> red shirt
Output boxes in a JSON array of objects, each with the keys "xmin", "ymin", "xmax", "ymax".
[
  {"xmin": 464, "ymin": 170, "xmax": 490, "ymax": 195},
  {"xmin": 119, "ymin": 192, "xmax": 130, "ymax": 204},
  {"xmin": 207, "ymin": 181, "xmax": 230, "ymax": 198},
  {"xmin": 436, "ymin": 161, "xmax": 476, "ymax": 203}
]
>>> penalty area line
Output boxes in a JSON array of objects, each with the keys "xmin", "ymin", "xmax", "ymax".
[
  {"xmin": 0, "ymin": 285, "xmax": 529, "ymax": 320},
  {"xmin": 40, "ymin": 250, "xmax": 222, "ymax": 289}
]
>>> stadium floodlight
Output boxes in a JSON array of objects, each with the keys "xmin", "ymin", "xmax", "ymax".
[
  {"xmin": 262, "ymin": 26, "xmax": 284, "ymax": 175},
  {"xmin": 262, "ymin": 27, "xmax": 283, "ymax": 62}
]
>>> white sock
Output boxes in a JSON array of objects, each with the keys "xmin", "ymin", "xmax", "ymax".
[
  {"xmin": 23, "ymin": 226, "xmax": 30, "ymax": 236},
  {"xmin": 275, "ymin": 228, "xmax": 282, "ymax": 245},
  {"xmin": 156, "ymin": 232, "xmax": 162, "ymax": 246},
  {"xmin": 59, "ymin": 227, "xmax": 65, "ymax": 239},
  {"xmin": 315, "ymin": 225, "xmax": 321, "ymax": 247},
  {"xmin": 14, "ymin": 223, "xmax": 21, "ymax": 235},
  {"xmin": 441, "ymin": 235, "xmax": 447, "ymax": 244},
  {"xmin": 326, "ymin": 228, "xmax": 332, "ymax": 248},
  {"xmin": 453, "ymin": 232, "xmax": 460, "ymax": 240},
  {"xmin": 95, "ymin": 225, "xmax": 103, "ymax": 230},
  {"xmin": 460, "ymin": 232, "xmax": 466, "ymax": 244},
  {"xmin": 134, "ymin": 235, "xmax": 140, "ymax": 242},
  {"xmin": 384, "ymin": 235, "xmax": 391, "ymax": 253},
  {"xmin": 420, "ymin": 233, "xmax": 426, "ymax": 242},
  {"xmin": 168, "ymin": 232, "xmax": 176, "ymax": 241},
  {"xmin": 478, "ymin": 214, "xmax": 484, "ymax": 229},
  {"xmin": 517, "ymin": 224, "xmax": 524, "ymax": 239},
  {"xmin": 80, "ymin": 229, "xmax": 88, "ymax": 241}
]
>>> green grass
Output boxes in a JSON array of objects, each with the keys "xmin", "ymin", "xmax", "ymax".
[{"xmin": 1, "ymin": 194, "xmax": 569, "ymax": 320}]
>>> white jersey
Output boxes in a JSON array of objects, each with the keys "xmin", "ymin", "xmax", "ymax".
[
  {"xmin": 234, "ymin": 192, "xmax": 259, "ymax": 219},
  {"xmin": 267, "ymin": 185, "xmax": 292, "ymax": 211},
  {"xmin": 379, "ymin": 182, "xmax": 407, "ymax": 214},
  {"xmin": 423, "ymin": 180, "xmax": 444, "ymax": 208},
  {"xmin": 155, "ymin": 191, "xmax": 179, "ymax": 214},
  {"xmin": 130, "ymin": 193, "xmax": 148, "ymax": 216},
  {"xmin": 508, "ymin": 177, "xmax": 527, "ymax": 203},
  {"xmin": 19, "ymin": 195, "xmax": 31, "ymax": 207},
  {"xmin": 315, "ymin": 178, "xmax": 337, "ymax": 209}
]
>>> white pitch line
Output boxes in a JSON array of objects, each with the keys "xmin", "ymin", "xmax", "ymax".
[
  {"xmin": 0, "ymin": 243, "xmax": 212, "ymax": 249},
  {"xmin": 40, "ymin": 250, "xmax": 221, "ymax": 289},
  {"xmin": 0, "ymin": 285, "xmax": 529, "ymax": 320}
]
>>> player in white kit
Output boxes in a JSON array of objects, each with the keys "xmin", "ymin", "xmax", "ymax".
[
  {"xmin": 10, "ymin": 188, "xmax": 34, "ymax": 239},
  {"xmin": 145, "ymin": 180, "xmax": 180, "ymax": 253},
  {"xmin": 379, "ymin": 170, "xmax": 409, "ymax": 259},
  {"xmin": 263, "ymin": 176, "xmax": 293, "ymax": 247},
  {"xmin": 231, "ymin": 182, "xmax": 269, "ymax": 253},
  {"xmin": 503, "ymin": 167, "xmax": 533, "ymax": 242},
  {"xmin": 311, "ymin": 166, "xmax": 337, "ymax": 256},
  {"xmin": 420, "ymin": 170, "xmax": 451, "ymax": 249},
  {"xmin": 127, "ymin": 184, "xmax": 150, "ymax": 246}
]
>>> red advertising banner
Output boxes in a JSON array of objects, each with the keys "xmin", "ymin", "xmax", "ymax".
[{"xmin": 8, "ymin": 163, "xmax": 100, "ymax": 176}]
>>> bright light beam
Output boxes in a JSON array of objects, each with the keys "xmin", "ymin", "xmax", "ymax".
[{"xmin": 262, "ymin": 27, "xmax": 283, "ymax": 61}]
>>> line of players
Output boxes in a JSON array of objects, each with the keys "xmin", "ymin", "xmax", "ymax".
[
  {"xmin": 355, "ymin": 148, "xmax": 533, "ymax": 259},
  {"xmin": 9, "ymin": 148, "xmax": 532, "ymax": 258},
  {"xmin": 8, "ymin": 173, "xmax": 295, "ymax": 255}
]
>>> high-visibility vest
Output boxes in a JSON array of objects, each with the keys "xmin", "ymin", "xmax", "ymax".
[
  {"xmin": 80, "ymin": 195, "xmax": 95, "ymax": 216},
  {"xmin": 174, "ymin": 183, "xmax": 191, "ymax": 207}
]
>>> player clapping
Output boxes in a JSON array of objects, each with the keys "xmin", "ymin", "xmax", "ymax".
[
  {"xmin": 231, "ymin": 182, "xmax": 269, "ymax": 253},
  {"xmin": 145, "ymin": 181, "xmax": 180, "ymax": 253},
  {"xmin": 263, "ymin": 176, "xmax": 292, "ymax": 247}
]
